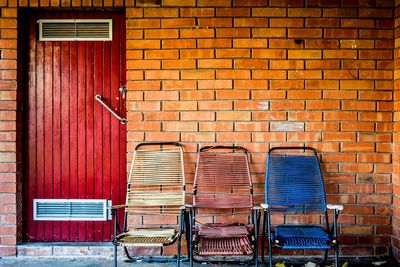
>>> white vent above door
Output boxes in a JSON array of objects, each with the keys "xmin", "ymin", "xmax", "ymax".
[{"xmin": 38, "ymin": 19, "xmax": 113, "ymax": 41}]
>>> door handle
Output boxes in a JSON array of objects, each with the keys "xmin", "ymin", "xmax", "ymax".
[{"xmin": 95, "ymin": 94, "xmax": 127, "ymax": 124}]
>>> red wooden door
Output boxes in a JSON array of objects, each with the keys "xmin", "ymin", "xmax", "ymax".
[{"xmin": 23, "ymin": 11, "xmax": 126, "ymax": 242}]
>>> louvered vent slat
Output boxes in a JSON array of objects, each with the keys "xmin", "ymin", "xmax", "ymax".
[
  {"xmin": 34, "ymin": 199, "xmax": 111, "ymax": 221},
  {"xmin": 38, "ymin": 19, "xmax": 112, "ymax": 41}
]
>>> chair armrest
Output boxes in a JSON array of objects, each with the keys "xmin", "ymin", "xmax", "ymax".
[
  {"xmin": 327, "ymin": 204, "xmax": 344, "ymax": 211},
  {"xmin": 260, "ymin": 203, "xmax": 269, "ymax": 210},
  {"xmin": 109, "ymin": 204, "xmax": 126, "ymax": 210}
]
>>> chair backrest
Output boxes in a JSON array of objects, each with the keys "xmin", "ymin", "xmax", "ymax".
[
  {"xmin": 125, "ymin": 142, "xmax": 185, "ymax": 215},
  {"xmin": 265, "ymin": 147, "xmax": 327, "ymax": 212},
  {"xmin": 193, "ymin": 146, "xmax": 253, "ymax": 209}
]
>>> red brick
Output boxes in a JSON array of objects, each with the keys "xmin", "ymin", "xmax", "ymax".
[
  {"xmin": 234, "ymin": 80, "xmax": 268, "ymax": 90},
  {"xmin": 233, "ymin": 39, "xmax": 267, "ymax": 48},
  {"xmin": 181, "ymin": 70, "xmax": 214, "ymax": 80},
  {"xmin": 323, "ymin": 132, "xmax": 356, "ymax": 142},
  {"xmin": 181, "ymin": 132, "xmax": 215, "ymax": 142},
  {"xmin": 234, "ymin": 59, "xmax": 268, "ymax": 69},
  {"xmin": 323, "ymin": 8, "xmax": 358, "ymax": 18},
  {"xmin": 199, "ymin": 122, "xmax": 233, "ymax": 132},
  {"xmin": 270, "ymin": 80, "xmax": 304, "ymax": 89},
  {"xmin": 163, "ymin": 80, "xmax": 196, "ymax": 90},
  {"xmin": 198, "ymin": 80, "xmax": 232, "ymax": 90},
  {"xmin": 253, "ymin": 111, "xmax": 286, "ymax": 121},
  {"xmin": 324, "ymin": 70, "xmax": 358, "ymax": 79},
  {"xmin": 199, "ymin": 39, "xmax": 231, "ymax": 48},
  {"xmin": 252, "ymin": 49, "xmax": 286, "ymax": 59},
  {"xmin": 288, "ymin": 70, "xmax": 322, "ymax": 79},
  {"xmin": 180, "ymin": 91, "xmax": 214, "ymax": 101},
  {"xmin": 161, "ymin": 18, "xmax": 195, "ymax": 28},
  {"xmin": 306, "ymin": 100, "xmax": 340, "ymax": 110},
  {"xmin": 270, "ymin": 100, "xmax": 305, "ymax": 110},
  {"xmin": 163, "ymin": 101, "xmax": 196, "ymax": 111},
  {"xmin": 216, "ymin": 8, "xmax": 250, "ymax": 17},
  {"xmin": 198, "ymin": 0, "xmax": 231, "ymax": 6},
  {"xmin": 180, "ymin": 28, "xmax": 215, "ymax": 38},
  {"xmin": 216, "ymin": 70, "xmax": 250, "ymax": 79},
  {"xmin": 217, "ymin": 132, "xmax": 250, "ymax": 142},
  {"xmin": 305, "ymin": 40, "xmax": 339, "ymax": 49},
  {"xmin": 269, "ymin": 18, "xmax": 304, "ymax": 27},
  {"xmin": 360, "ymin": 8, "xmax": 393, "ymax": 18},
  {"xmin": 306, "ymin": 18, "xmax": 340, "ymax": 27},
  {"xmin": 198, "ymin": 18, "xmax": 232, "ymax": 28},
  {"xmin": 127, "ymin": 19, "xmax": 160, "ymax": 29},
  {"xmin": 306, "ymin": 80, "xmax": 339, "ymax": 90},
  {"xmin": 216, "ymin": 49, "xmax": 250, "ymax": 58},
  {"xmin": 252, "ymin": 70, "xmax": 287, "ymax": 80},
  {"xmin": 234, "ymin": 18, "xmax": 268, "ymax": 27},
  {"xmin": 216, "ymin": 28, "xmax": 250, "ymax": 38},
  {"xmin": 324, "ymin": 50, "xmax": 357, "ymax": 59},
  {"xmin": 288, "ymin": 28, "xmax": 322, "ymax": 38},
  {"xmin": 144, "ymin": 112, "xmax": 178, "ymax": 121},
  {"xmin": 216, "ymin": 111, "xmax": 250, "ymax": 121},
  {"xmin": 181, "ymin": 111, "xmax": 215, "ymax": 121},
  {"xmin": 252, "ymin": 7, "xmax": 286, "ymax": 17},
  {"xmin": 198, "ymin": 59, "xmax": 232, "ymax": 69},
  {"xmin": 288, "ymin": 8, "xmax": 321, "ymax": 17},
  {"xmin": 198, "ymin": 101, "xmax": 232, "ymax": 110},
  {"xmin": 323, "ymin": 90, "xmax": 357, "ymax": 100},
  {"xmin": 216, "ymin": 89, "xmax": 250, "ymax": 100},
  {"xmin": 162, "ymin": 59, "xmax": 195, "ymax": 69},
  {"xmin": 288, "ymin": 50, "xmax": 321, "ymax": 59}
]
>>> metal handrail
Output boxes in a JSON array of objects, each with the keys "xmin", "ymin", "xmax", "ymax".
[{"xmin": 95, "ymin": 94, "xmax": 127, "ymax": 124}]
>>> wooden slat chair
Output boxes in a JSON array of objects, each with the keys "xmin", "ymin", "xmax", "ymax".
[
  {"xmin": 184, "ymin": 146, "xmax": 260, "ymax": 266},
  {"xmin": 111, "ymin": 142, "xmax": 186, "ymax": 267},
  {"xmin": 261, "ymin": 147, "xmax": 343, "ymax": 267}
]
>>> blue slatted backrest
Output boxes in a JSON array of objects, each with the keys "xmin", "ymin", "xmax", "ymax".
[{"xmin": 265, "ymin": 147, "xmax": 327, "ymax": 212}]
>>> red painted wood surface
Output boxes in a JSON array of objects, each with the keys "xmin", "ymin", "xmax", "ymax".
[{"xmin": 23, "ymin": 11, "xmax": 126, "ymax": 242}]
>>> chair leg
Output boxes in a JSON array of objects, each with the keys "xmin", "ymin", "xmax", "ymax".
[
  {"xmin": 261, "ymin": 211, "xmax": 267, "ymax": 264},
  {"xmin": 335, "ymin": 247, "xmax": 339, "ymax": 267},
  {"xmin": 113, "ymin": 244, "xmax": 118, "ymax": 267},
  {"xmin": 253, "ymin": 209, "xmax": 260, "ymax": 267},
  {"xmin": 189, "ymin": 209, "xmax": 194, "ymax": 267},
  {"xmin": 112, "ymin": 209, "xmax": 118, "ymax": 267},
  {"xmin": 177, "ymin": 234, "xmax": 181, "ymax": 267},
  {"xmin": 322, "ymin": 249, "xmax": 328, "ymax": 267},
  {"xmin": 266, "ymin": 211, "xmax": 273, "ymax": 267}
]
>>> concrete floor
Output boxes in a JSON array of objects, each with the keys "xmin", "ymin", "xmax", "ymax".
[{"xmin": 0, "ymin": 257, "xmax": 399, "ymax": 267}]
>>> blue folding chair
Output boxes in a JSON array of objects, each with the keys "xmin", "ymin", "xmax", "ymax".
[{"xmin": 261, "ymin": 147, "xmax": 343, "ymax": 267}]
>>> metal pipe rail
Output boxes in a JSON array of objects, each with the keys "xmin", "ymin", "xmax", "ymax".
[{"xmin": 95, "ymin": 94, "xmax": 127, "ymax": 124}]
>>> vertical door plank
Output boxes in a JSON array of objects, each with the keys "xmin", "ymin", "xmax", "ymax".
[
  {"xmin": 53, "ymin": 40, "xmax": 62, "ymax": 241},
  {"xmin": 60, "ymin": 41, "xmax": 71, "ymax": 241},
  {"xmin": 77, "ymin": 38, "xmax": 87, "ymax": 242},
  {"xmin": 86, "ymin": 40, "xmax": 95, "ymax": 241},
  {"xmin": 25, "ymin": 13, "xmax": 38, "ymax": 241},
  {"xmin": 93, "ymin": 40, "xmax": 104, "ymax": 242},
  {"xmin": 102, "ymin": 37, "xmax": 112, "ymax": 241},
  {"xmin": 35, "ymin": 33, "xmax": 45, "ymax": 241},
  {"xmin": 69, "ymin": 40, "xmax": 78, "ymax": 241}
]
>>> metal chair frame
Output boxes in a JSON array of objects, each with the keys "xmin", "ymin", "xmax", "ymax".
[
  {"xmin": 111, "ymin": 142, "xmax": 186, "ymax": 267},
  {"xmin": 185, "ymin": 145, "xmax": 260, "ymax": 267},
  {"xmin": 261, "ymin": 146, "xmax": 343, "ymax": 267}
]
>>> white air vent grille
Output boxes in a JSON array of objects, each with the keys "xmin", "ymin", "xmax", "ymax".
[
  {"xmin": 33, "ymin": 199, "xmax": 111, "ymax": 221},
  {"xmin": 38, "ymin": 19, "xmax": 113, "ymax": 41}
]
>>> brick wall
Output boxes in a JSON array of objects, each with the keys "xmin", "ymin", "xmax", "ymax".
[
  {"xmin": 0, "ymin": 0, "xmax": 397, "ymax": 259},
  {"xmin": 393, "ymin": 0, "xmax": 400, "ymax": 261}
]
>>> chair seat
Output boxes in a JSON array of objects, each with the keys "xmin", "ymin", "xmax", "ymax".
[
  {"xmin": 114, "ymin": 228, "xmax": 177, "ymax": 247},
  {"xmin": 273, "ymin": 226, "xmax": 331, "ymax": 249},
  {"xmin": 195, "ymin": 224, "xmax": 253, "ymax": 256},
  {"xmin": 198, "ymin": 236, "xmax": 253, "ymax": 255}
]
